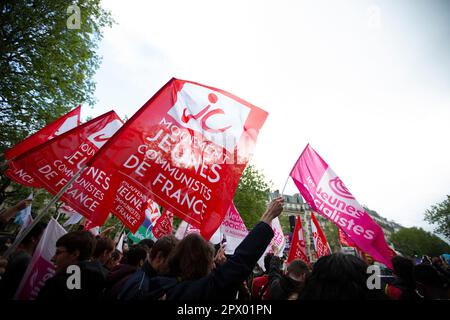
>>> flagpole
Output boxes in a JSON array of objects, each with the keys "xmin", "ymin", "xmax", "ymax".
[
  {"xmin": 3, "ymin": 165, "xmax": 87, "ymax": 258},
  {"xmin": 280, "ymin": 175, "xmax": 290, "ymax": 196}
]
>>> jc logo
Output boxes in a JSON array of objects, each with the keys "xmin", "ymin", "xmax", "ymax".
[{"xmin": 181, "ymin": 93, "xmax": 231, "ymax": 133}]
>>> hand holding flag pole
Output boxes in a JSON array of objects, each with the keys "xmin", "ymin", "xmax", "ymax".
[{"xmin": 3, "ymin": 165, "xmax": 87, "ymax": 259}]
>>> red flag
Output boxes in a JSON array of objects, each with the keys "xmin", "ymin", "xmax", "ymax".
[
  {"xmin": 287, "ymin": 215, "xmax": 310, "ymax": 265},
  {"xmin": 338, "ymin": 228, "xmax": 356, "ymax": 247},
  {"xmin": 152, "ymin": 209, "xmax": 174, "ymax": 239},
  {"xmin": 310, "ymin": 212, "xmax": 331, "ymax": 258},
  {"xmin": 5, "ymin": 105, "xmax": 81, "ymax": 160},
  {"xmin": 11, "ymin": 111, "xmax": 123, "ymax": 225},
  {"xmin": 5, "ymin": 106, "xmax": 81, "ymax": 187},
  {"xmin": 86, "ymin": 78, "xmax": 268, "ymax": 235}
]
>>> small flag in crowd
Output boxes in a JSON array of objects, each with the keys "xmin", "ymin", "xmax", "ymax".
[
  {"xmin": 287, "ymin": 215, "xmax": 310, "ymax": 264},
  {"xmin": 310, "ymin": 212, "xmax": 331, "ymax": 258}
]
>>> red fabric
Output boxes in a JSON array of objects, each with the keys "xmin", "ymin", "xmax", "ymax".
[
  {"xmin": 385, "ymin": 284, "xmax": 403, "ymax": 300},
  {"xmin": 5, "ymin": 106, "xmax": 81, "ymax": 187},
  {"xmin": 338, "ymin": 228, "xmax": 356, "ymax": 247},
  {"xmin": 152, "ymin": 209, "xmax": 174, "ymax": 239},
  {"xmin": 311, "ymin": 212, "xmax": 331, "ymax": 258},
  {"xmin": 86, "ymin": 78, "xmax": 268, "ymax": 235},
  {"xmin": 287, "ymin": 215, "xmax": 310, "ymax": 265},
  {"xmin": 5, "ymin": 105, "xmax": 81, "ymax": 160},
  {"xmin": 251, "ymin": 275, "xmax": 270, "ymax": 300},
  {"xmin": 10, "ymin": 111, "xmax": 122, "ymax": 226}
]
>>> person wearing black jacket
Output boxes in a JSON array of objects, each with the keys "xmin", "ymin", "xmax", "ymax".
[
  {"xmin": 267, "ymin": 256, "xmax": 310, "ymax": 300},
  {"xmin": 118, "ymin": 235, "xmax": 178, "ymax": 300},
  {"xmin": 37, "ymin": 231, "xmax": 105, "ymax": 301},
  {"xmin": 143, "ymin": 197, "xmax": 285, "ymax": 300}
]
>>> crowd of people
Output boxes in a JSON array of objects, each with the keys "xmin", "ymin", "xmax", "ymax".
[{"xmin": 0, "ymin": 197, "xmax": 449, "ymax": 301}]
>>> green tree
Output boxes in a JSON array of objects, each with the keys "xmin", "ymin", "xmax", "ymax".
[
  {"xmin": 323, "ymin": 221, "xmax": 340, "ymax": 252},
  {"xmin": 425, "ymin": 195, "xmax": 450, "ymax": 240},
  {"xmin": 233, "ymin": 165, "xmax": 271, "ymax": 229},
  {"xmin": 390, "ymin": 227, "xmax": 450, "ymax": 257},
  {"xmin": 0, "ymin": 0, "xmax": 112, "ymax": 207}
]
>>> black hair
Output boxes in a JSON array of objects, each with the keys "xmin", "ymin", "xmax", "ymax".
[
  {"xmin": 287, "ymin": 259, "xmax": 310, "ymax": 278},
  {"xmin": 167, "ymin": 233, "xmax": 213, "ymax": 281},
  {"xmin": 391, "ymin": 255, "xmax": 415, "ymax": 289},
  {"xmin": 149, "ymin": 235, "xmax": 178, "ymax": 261},
  {"xmin": 21, "ymin": 221, "xmax": 47, "ymax": 245},
  {"xmin": 264, "ymin": 253, "xmax": 274, "ymax": 272},
  {"xmin": 56, "ymin": 231, "xmax": 95, "ymax": 261},
  {"xmin": 300, "ymin": 253, "xmax": 386, "ymax": 300},
  {"xmin": 125, "ymin": 246, "xmax": 148, "ymax": 267},
  {"xmin": 414, "ymin": 264, "xmax": 446, "ymax": 288},
  {"xmin": 139, "ymin": 239, "xmax": 155, "ymax": 251},
  {"xmin": 93, "ymin": 237, "xmax": 115, "ymax": 258}
]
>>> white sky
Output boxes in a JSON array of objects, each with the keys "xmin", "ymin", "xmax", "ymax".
[{"xmin": 86, "ymin": 0, "xmax": 450, "ymax": 236}]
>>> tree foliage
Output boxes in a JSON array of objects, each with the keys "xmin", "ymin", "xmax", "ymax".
[
  {"xmin": 0, "ymin": 0, "xmax": 112, "ymax": 208},
  {"xmin": 390, "ymin": 227, "xmax": 450, "ymax": 257},
  {"xmin": 425, "ymin": 195, "xmax": 450, "ymax": 240},
  {"xmin": 1, "ymin": 0, "xmax": 112, "ymax": 151},
  {"xmin": 323, "ymin": 221, "xmax": 340, "ymax": 252},
  {"xmin": 233, "ymin": 164, "xmax": 271, "ymax": 229}
]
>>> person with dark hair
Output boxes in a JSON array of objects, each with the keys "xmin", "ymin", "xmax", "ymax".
[
  {"xmin": 143, "ymin": 197, "xmax": 285, "ymax": 300},
  {"xmin": 414, "ymin": 264, "xmax": 449, "ymax": 299},
  {"xmin": 92, "ymin": 237, "xmax": 115, "ymax": 277},
  {"xmin": 105, "ymin": 249, "xmax": 122, "ymax": 271},
  {"xmin": 385, "ymin": 256, "xmax": 420, "ymax": 300},
  {"xmin": 104, "ymin": 245, "xmax": 148, "ymax": 299},
  {"xmin": 0, "ymin": 221, "xmax": 47, "ymax": 299},
  {"xmin": 300, "ymin": 253, "xmax": 387, "ymax": 300},
  {"xmin": 118, "ymin": 235, "xmax": 179, "ymax": 300},
  {"xmin": 251, "ymin": 253, "xmax": 274, "ymax": 300},
  {"xmin": 37, "ymin": 230, "xmax": 106, "ymax": 300},
  {"xmin": 139, "ymin": 239, "xmax": 155, "ymax": 254},
  {"xmin": 268, "ymin": 257, "xmax": 310, "ymax": 300}
]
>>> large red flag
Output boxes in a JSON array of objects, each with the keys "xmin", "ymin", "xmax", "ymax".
[
  {"xmin": 86, "ymin": 78, "xmax": 268, "ymax": 236},
  {"xmin": 5, "ymin": 106, "xmax": 81, "ymax": 187},
  {"xmin": 310, "ymin": 212, "xmax": 331, "ymax": 258},
  {"xmin": 287, "ymin": 215, "xmax": 310, "ymax": 265},
  {"xmin": 11, "ymin": 111, "xmax": 123, "ymax": 225},
  {"xmin": 290, "ymin": 144, "xmax": 395, "ymax": 269}
]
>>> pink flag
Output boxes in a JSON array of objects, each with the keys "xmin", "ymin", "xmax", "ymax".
[
  {"xmin": 14, "ymin": 218, "xmax": 67, "ymax": 300},
  {"xmin": 220, "ymin": 203, "xmax": 248, "ymax": 255},
  {"xmin": 5, "ymin": 106, "xmax": 81, "ymax": 187},
  {"xmin": 287, "ymin": 215, "xmax": 310, "ymax": 265},
  {"xmin": 257, "ymin": 217, "xmax": 286, "ymax": 270},
  {"xmin": 290, "ymin": 144, "xmax": 395, "ymax": 269},
  {"xmin": 310, "ymin": 212, "xmax": 331, "ymax": 258}
]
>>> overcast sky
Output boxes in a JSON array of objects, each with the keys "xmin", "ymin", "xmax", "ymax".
[{"xmin": 86, "ymin": 0, "xmax": 450, "ymax": 237}]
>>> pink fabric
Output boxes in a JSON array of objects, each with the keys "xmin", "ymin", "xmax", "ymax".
[{"xmin": 290, "ymin": 144, "xmax": 395, "ymax": 269}]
